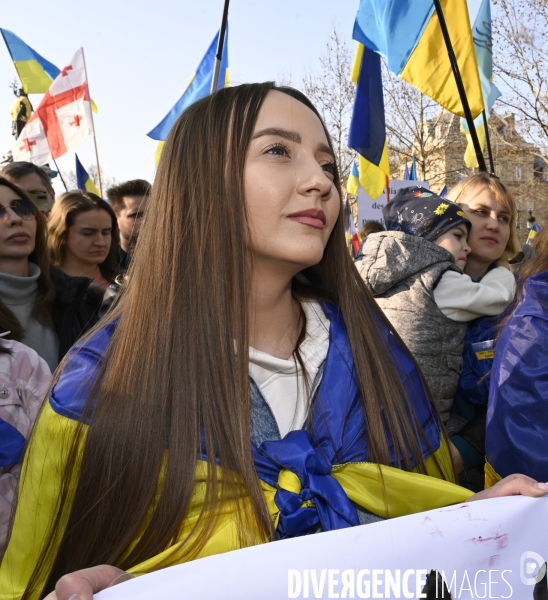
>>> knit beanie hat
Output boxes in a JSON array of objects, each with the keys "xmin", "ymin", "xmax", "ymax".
[{"xmin": 382, "ymin": 186, "xmax": 471, "ymax": 242}]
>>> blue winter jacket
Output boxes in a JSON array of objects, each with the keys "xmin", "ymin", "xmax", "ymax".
[{"xmin": 486, "ymin": 270, "xmax": 548, "ymax": 482}]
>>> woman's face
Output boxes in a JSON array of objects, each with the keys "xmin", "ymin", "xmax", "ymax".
[
  {"xmin": 244, "ymin": 91, "xmax": 340, "ymax": 271},
  {"xmin": 0, "ymin": 185, "xmax": 37, "ymax": 261},
  {"xmin": 458, "ymin": 186, "xmax": 511, "ymax": 264},
  {"xmin": 65, "ymin": 209, "xmax": 112, "ymax": 266}
]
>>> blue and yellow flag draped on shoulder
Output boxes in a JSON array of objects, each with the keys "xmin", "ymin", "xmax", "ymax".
[
  {"xmin": 0, "ymin": 28, "xmax": 98, "ymax": 112},
  {"xmin": 348, "ymin": 42, "xmax": 389, "ymax": 200},
  {"xmin": 75, "ymin": 154, "xmax": 100, "ymax": 196},
  {"xmin": 461, "ymin": 0, "xmax": 502, "ymax": 168},
  {"xmin": 353, "ymin": 0, "xmax": 483, "ymax": 119},
  {"xmin": 148, "ymin": 26, "xmax": 229, "ymax": 163},
  {"xmin": 0, "ymin": 304, "xmax": 473, "ymax": 599}
]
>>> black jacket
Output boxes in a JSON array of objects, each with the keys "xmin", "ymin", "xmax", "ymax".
[{"xmin": 49, "ymin": 266, "xmax": 104, "ymax": 361}]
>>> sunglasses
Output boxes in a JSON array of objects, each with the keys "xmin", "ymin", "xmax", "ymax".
[
  {"xmin": 26, "ymin": 192, "xmax": 51, "ymax": 212},
  {"xmin": 0, "ymin": 198, "xmax": 37, "ymax": 221}
]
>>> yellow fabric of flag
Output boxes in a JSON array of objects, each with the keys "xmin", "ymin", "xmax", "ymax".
[
  {"xmin": 358, "ymin": 148, "xmax": 389, "ymax": 200},
  {"xmin": 400, "ymin": 0, "xmax": 483, "ymax": 119}
]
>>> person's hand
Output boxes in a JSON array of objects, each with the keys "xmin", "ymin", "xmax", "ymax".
[
  {"xmin": 469, "ymin": 473, "xmax": 548, "ymax": 502},
  {"xmin": 43, "ymin": 565, "xmax": 132, "ymax": 600},
  {"xmin": 449, "ymin": 441, "xmax": 464, "ymax": 474}
]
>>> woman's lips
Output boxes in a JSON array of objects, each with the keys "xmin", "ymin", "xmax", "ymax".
[
  {"xmin": 6, "ymin": 233, "xmax": 30, "ymax": 242},
  {"xmin": 287, "ymin": 209, "xmax": 326, "ymax": 229},
  {"xmin": 480, "ymin": 236, "xmax": 499, "ymax": 244}
]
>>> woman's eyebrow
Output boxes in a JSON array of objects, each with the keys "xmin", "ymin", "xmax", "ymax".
[
  {"xmin": 317, "ymin": 142, "xmax": 335, "ymax": 159},
  {"xmin": 252, "ymin": 127, "xmax": 301, "ymax": 143}
]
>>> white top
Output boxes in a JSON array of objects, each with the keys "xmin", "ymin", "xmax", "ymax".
[
  {"xmin": 433, "ymin": 266, "xmax": 516, "ymax": 322},
  {"xmin": 248, "ymin": 301, "xmax": 330, "ymax": 437}
]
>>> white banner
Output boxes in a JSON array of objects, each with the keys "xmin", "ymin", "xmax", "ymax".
[
  {"xmin": 96, "ymin": 496, "xmax": 548, "ymax": 599},
  {"xmin": 358, "ymin": 180, "xmax": 429, "ymax": 229}
]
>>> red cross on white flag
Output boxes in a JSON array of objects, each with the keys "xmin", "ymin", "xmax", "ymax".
[{"xmin": 12, "ymin": 48, "xmax": 94, "ymax": 165}]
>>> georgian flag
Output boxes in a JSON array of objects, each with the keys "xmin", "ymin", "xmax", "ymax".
[{"xmin": 12, "ymin": 48, "xmax": 93, "ymax": 165}]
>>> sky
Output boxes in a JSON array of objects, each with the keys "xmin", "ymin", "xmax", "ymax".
[{"xmin": 0, "ymin": 0, "xmax": 482, "ymax": 195}]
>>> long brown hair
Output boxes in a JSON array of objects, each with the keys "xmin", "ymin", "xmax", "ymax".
[
  {"xmin": 47, "ymin": 191, "xmax": 120, "ymax": 283},
  {"xmin": 22, "ymin": 83, "xmax": 448, "ymax": 597},
  {"xmin": 504, "ymin": 227, "xmax": 548, "ymax": 322},
  {"xmin": 447, "ymin": 173, "xmax": 520, "ymax": 260},
  {"xmin": 0, "ymin": 176, "xmax": 55, "ymax": 339}
]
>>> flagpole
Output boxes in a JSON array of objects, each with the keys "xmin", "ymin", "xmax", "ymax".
[
  {"xmin": 210, "ymin": 0, "xmax": 230, "ymax": 94},
  {"xmin": 80, "ymin": 47, "xmax": 103, "ymax": 196},
  {"xmin": 432, "ymin": 0, "xmax": 487, "ymax": 173},
  {"xmin": 52, "ymin": 158, "xmax": 68, "ymax": 191},
  {"xmin": 482, "ymin": 110, "xmax": 495, "ymax": 175}
]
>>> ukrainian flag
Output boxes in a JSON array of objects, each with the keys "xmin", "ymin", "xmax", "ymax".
[
  {"xmin": 348, "ymin": 43, "xmax": 389, "ymax": 200},
  {"xmin": 0, "ymin": 28, "xmax": 98, "ymax": 112},
  {"xmin": 0, "ymin": 28, "xmax": 59, "ymax": 94},
  {"xmin": 527, "ymin": 223, "xmax": 541, "ymax": 245},
  {"xmin": 461, "ymin": 0, "xmax": 502, "ymax": 168},
  {"xmin": 346, "ymin": 161, "xmax": 360, "ymax": 196},
  {"xmin": 75, "ymin": 154, "xmax": 100, "ymax": 196},
  {"xmin": 148, "ymin": 25, "xmax": 229, "ymax": 162},
  {"xmin": 353, "ymin": 0, "xmax": 483, "ymax": 119}
]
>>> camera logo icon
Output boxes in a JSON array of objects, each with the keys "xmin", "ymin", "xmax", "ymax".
[{"xmin": 520, "ymin": 551, "xmax": 547, "ymax": 586}]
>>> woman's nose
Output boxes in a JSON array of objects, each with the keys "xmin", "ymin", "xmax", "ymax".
[
  {"xmin": 4, "ymin": 207, "xmax": 22, "ymax": 224},
  {"xmin": 486, "ymin": 213, "xmax": 499, "ymax": 230},
  {"xmin": 295, "ymin": 159, "xmax": 333, "ymax": 199}
]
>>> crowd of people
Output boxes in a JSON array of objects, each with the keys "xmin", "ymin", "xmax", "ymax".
[{"xmin": 0, "ymin": 83, "xmax": 545, "ymax": 600}]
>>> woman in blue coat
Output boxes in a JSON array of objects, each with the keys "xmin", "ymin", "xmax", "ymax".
[{"xmin": 486, "ymin": 226, "xmax": 548, "ymax": 485}]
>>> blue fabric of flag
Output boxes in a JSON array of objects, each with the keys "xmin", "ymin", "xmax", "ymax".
[
  {"xmin": 75, "ymin": 154, "xmax": 88, "ymax": 191},
  {"xmin": 403, "ymin": 162, "xmax": 409, "ymax": 180},
  {"xmin": 439, "ymin": 185, "xmax": 448, "ymax": 198},
  {"xmin": 486, "ymin": 270, "xmax": 548, "ymax": 482},
  {"xmin": 461, "ymin": 0, "xmax": 501, "ymax": 133},
  {"xmin": 0, "ymin": 418, "xmax": 26, "ymax": 467},
  {"xmin": 147, "ymin": 26, "xmax": 229, "ymax": 141},
  {"xmin": 348, "ymin": 45, "xmax": 385, "ymax": 165},
  {"xmin": 409, "ymin": 156, "xmax": 417, "ymax": 180},
  {"xmin": 353, "ymin": 1, "xmax": 434, "ymax": 75}
]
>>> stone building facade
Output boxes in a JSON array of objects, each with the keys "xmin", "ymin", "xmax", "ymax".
[{"xmin": 399, "ymin": 111, "xmax": 547, "ymax": 240}]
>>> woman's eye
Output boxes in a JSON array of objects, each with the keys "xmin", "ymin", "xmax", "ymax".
[
  {"xmin": 265, "ymin": 143, "xmax": 290, "ymax": 157},
  {"xmin": 499, "ymin": 216, "xmax": 510, "ymax": 223},
  {"xmin": 322, "ymin": 162, "xmax": 337, "ymax": 178}
]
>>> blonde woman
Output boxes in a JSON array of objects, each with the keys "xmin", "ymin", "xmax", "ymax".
[{"xmin": 446, "ymin": 174, "xmax": 520, "ymax": 486}]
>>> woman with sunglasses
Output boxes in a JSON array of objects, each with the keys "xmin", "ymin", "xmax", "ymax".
[{"xmin": 0, "ymin": 177, "xmax": 103, "ymax": 372}]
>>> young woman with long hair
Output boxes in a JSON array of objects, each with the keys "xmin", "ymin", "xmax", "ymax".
[
  {"xmin": 47, "ymin": 191, "xmax": 120, "ymax": 288},
  {"xmin": 0, "ymin": 178, "xmax": 102, "ymax": 372},
  {"xmin": 445, "ymin": 174, "xmax": 520, "ymax": 487},
  {"xmin": 485, "ymin": 226, "xmax": 548, "ymax": 485},
  {"xmin": 0, "ymin": 85, "xmax": 544, "ymax": 600}
]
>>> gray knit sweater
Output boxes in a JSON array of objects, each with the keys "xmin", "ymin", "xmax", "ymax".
[
  {"xmin": 356, "ymin": 231, "xmax": 466, "ymax": 433},
  {"xmin": 0, "ymin": 263, "xmax": 59, "ymax": 371}
]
